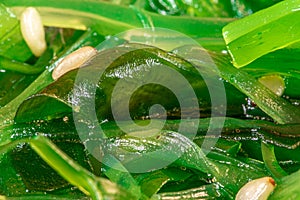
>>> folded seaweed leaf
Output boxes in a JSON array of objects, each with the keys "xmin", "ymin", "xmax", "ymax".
[
  {"xmin": 14, "ymin": 44, "xmax": 245, "ymax": 124},
  {"xmin": 0, "ymin": 29, "xmax": 102, "ymax": 127},
  {"xmin": 5, "ymin": 115, "xmax": 297, "ymax": 198},
  {"xmin": 1, "ymin": 0, "xmax": 300, "ymax": 199}
]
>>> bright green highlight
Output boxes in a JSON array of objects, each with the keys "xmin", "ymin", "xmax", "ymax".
[{"xmin": 223, "ymin": 0, "xmax": 300, "ymax": 67}]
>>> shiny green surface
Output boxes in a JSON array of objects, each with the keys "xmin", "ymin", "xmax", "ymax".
[
  {"xmin": 223, "ymin": 0, "xmax": 300, "ymax": 67},
  {"xmin": 0, "ymin": 0, "xmax": 300, "ymax": 199}
]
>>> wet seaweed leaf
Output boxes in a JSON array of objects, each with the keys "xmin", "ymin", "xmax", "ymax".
[{"xmin": 223, "ymin": 0, "xmax": 300, "ymax": 67}]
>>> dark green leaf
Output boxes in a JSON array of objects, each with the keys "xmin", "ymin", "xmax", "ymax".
[
  {"xmin": 14, "ymin": 45, "xmax": 246, "ymax": 124},
  {"xmin": 0, "ymin": 70, "xmax": 38, "ymax": 107},
  {"xmin": 29, "ymin": 136, "xmax": 137, "ymax": 199},
  {"xmin": 0, "ymin": 153, "xmax": 27, "ymax": 196}
]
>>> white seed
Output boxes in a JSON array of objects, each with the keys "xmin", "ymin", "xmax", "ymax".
[
  {"xmin": 52, "ymin": 46, "xmax": 97, "ymax": 80},
  {"xmin": 235, "ymin": 177, "xmax": 276, "ymax": 200},
  {"xmin": 258, "ymin": 75, "xmax": 285, "ymax": 96},
  {"xmin": 20, "ymin": 7, "xmax": 46, "ymax": 57}
]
